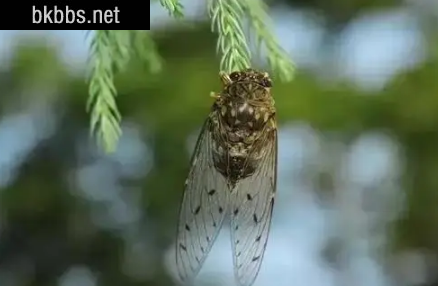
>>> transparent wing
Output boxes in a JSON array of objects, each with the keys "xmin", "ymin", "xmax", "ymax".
[
  {"xmin": 176, "ymin": 117, "xmax": 229, "ymax": 283},
  {"xmin": 230, "ymin": 127, "xmax": 278, "ymax": 286}
]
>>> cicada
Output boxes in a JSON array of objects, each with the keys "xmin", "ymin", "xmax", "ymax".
[{"xmin": 176, "ymin": 68, "xmax": 278, "ymax": 286}]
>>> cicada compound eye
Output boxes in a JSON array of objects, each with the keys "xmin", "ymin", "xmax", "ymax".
[
  {"xmin": 262, "ymin": 77, "xmax": 272, "ymax": 88},
  {"xmin": 229, "ymin": 72, "xmax": 241, "ymax": 82}
]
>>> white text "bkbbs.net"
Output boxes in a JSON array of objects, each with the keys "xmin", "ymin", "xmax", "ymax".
[{"xmin": 32, "ymin": 5, "xmax": 120, "ymax": 24}]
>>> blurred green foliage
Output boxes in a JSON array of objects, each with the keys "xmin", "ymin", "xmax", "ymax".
[
  {"xmin": 278, "ymin": 0, "xmax": 404, "ymax": 28},
  {"xmin": 1, "ymin": 16, "xmax": 438, "ymax": 286}
]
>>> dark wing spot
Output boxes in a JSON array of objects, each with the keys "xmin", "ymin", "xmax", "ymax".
[
  {"xmin": 237, "ymin": 251, "xmax": 242, "ymax": 257},
  {"xmin": 255, "ymin": 235, "xmax": 261, "ymax": 242},
  {"xmin": 179, "ymin": 243, "xmax": 187, "ymax": 251},
  {"xmin": 253, "ymin": 214, "xmax": 259, "ymax": 223},
  {"xmin": 234, "ymin": 208, "xmax": 239, "ymax": 216},
  {"xmin": 185, "ymin": 224, "xmax": 190, "ymax": 231},
  {"xmin": 213, "ymin": 222, "xmax": 217, "ymax": 227},
  {"xmin": 218, "ymin": 206, "xmax": 223, "ymax": 213},
  {"xmin": 206, "ymin": 236, "xmax": 211, "ymax": 243},
  {"xmin": 235, "ymin": 225, "xmax": 239, "ymax": 230},
  {"xmin": 252, "ymin": 256, "xmax": 261, "ymax": 262},
  {"xmin": 208, "ymin": 189, "xmax": 216, "ymax": 195},
  {"xmin": 246, "ymin": 193, "xmax": 253, "ymax": 201},
  {"xmin": 201, "ymin": 247, "xmax": 205, "ymax": 253},
  {"xmin": 194, "ymin": 205, "xmax": 201, "ymax": 215},
  {"xmin": 236, "ymin": 239, "xmax": 240, "ymax": 244}
]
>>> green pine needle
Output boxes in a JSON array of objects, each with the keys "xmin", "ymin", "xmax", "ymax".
[
  {"xmin": 242, "ymin": 0, "xmax": 295, "ymax": 82},
  {"xmin": 132, "ymin": 30, "xmax": 163, "ymax": 73},
  {"xmin": 108, "ymin": 30, "xmax": 132, "ymax": 72},
  {"xmin": 208, "ymin": 0, "xmax": 252, "ymax": 73},
  {"xmin": 87, "ymin": 30, "xmax": 123, "ymax": 153},
  {"xmin": 159, "ymin": 0, "xmax": 184, "ymax": 18}
]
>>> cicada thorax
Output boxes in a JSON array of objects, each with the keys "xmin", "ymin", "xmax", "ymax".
[
  {"xmin": 219, "ymin": 98, "xmax": 274, "ymax": 132},
  {"xmin": 210, "ymin": 97, "xmax": 276, "ymax": 186}
]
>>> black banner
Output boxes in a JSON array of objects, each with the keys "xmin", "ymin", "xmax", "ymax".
[{"xmin": 1, "ymin": 1, "xmax": 150, "ymax": 29}]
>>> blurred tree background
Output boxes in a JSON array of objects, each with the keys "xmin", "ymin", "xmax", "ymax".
[{"xmin": 0, "ymin": 0, "xmax": 438, "ymax": 286}]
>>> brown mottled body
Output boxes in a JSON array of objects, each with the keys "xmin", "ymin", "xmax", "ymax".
[
  {"xmin": 209, "ymin": 69, "xmax": 276, "ymax": 187},
  {"xmin": 176, "ymin": 69, "xmax": 278, "ymax": 286}
]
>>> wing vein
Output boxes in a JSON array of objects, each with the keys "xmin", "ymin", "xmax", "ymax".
[{"xmin": 176, "ymin": 117, "xmax": 229, "ymax": 283}]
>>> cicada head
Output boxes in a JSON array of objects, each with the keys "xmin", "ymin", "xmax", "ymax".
[{"xmin": 219, "ymin": 69, "xmax": 273, "ymax": 101}]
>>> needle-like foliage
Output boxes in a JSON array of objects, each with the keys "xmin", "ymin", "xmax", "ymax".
[
  {"xmin": 87, "ymin": 30, "xmax": 123, "ymax": 153},
  {"xmin": 208, "ymin": 0, "xmax": 252, "ymax": 72},
  {"xmin": 87, "ymin": 0, "xmax": 295, "ymax": 153},
  {"xmin": 242, "ymin": 0, "xmax": 295, "ymax": 81}
]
